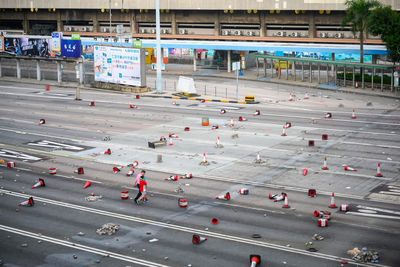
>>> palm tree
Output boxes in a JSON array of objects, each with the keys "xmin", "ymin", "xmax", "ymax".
[{"xmin": 342, "ymin": 0, "xmax": 381, "ymax": 66}]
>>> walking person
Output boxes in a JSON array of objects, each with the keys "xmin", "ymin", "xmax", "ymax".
[
  {"xmin": 138, "ymin": 176, "xmax": 148, "ymax": 203},
  {"xmin": 134, "ymin": 170, "xmax": 145, "ymax": 204}
]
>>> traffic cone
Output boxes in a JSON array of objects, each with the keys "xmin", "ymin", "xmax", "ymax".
[
  {"xmin": 45, "ymin": 85, "xmax": 50, "ymax": 91},
  {"xmin": 104, "ymin": 148, "xmax": 111, "ymax": 155},
  {"xmin": 31, "ymin": 178, "xmax": 45, "ymax": 189},
  {"xmin": 165, "ymin": 175, "xmax": 178, "ymax": 181},
  {"xmin": 202, "ymin": 153, "xmax": 207, "ymax": 163},
  {"xmin": 180, "ymin": 173, "xmax": 193, "ymax": 179},
  {"xmin": 216, "ymin": 136, "xmax": 221, "ymax": 148},
  {"xmin": 250, "ymin": 255, "xmax": 261, "ymax": 267},
  {"xmin": 74, "ymin": 167, "xmax": 84, "ymax": 174},
  {"xmin": 126, "ymin": 169, "xmax": 135, "ymax": 176},
  {"xmin": 169, "ymin": 138, "xmax": 173, "ymax": 146},
  {"xmin": 192, "ymin": 234, "xmax": 207, "ymax": 244},
  {"xmin": 38, "ymin": 119, "xmax": 46, "ymax": 125},
  {"xmin": 253, "ymin": 110, "xmax": 260, "ymax": 116},
  {"xmin": 7, "ymin": 162, "xmax": 15, "ymax": 168},
  {"xmin": 230, "ymin": 117, "xmax": 234, "ymax": 127},
  {"xmin": 273, "ymin": 193, "xmax": 286, "ymax": 202},
  {"xmin": 344, "ymin": 165, "xmax": 357, "ymax": 171},
  {"xmin": 220, "ymin": 109, "xmax": 226, "ymax": 114},
  {"xmin": 285, "ymin": 122, "xmax": 292, "ymax": 128},
  {"xmin": 376, "ymin": 163, "xmax": 383, "ymax": 177},
  {"xmin": 169, "ymin": 133, "xmax": 179, "ymax": 138},
  {"xmin": 211, "ymin": 125, "xmax": 219, "ymax": 130},
  {"xmin": 304, "ymin": 91, "xmax": 309, "ymax": 99},
  {"xmin": 322, "ymin": 134, "xmax": 328, "ymax": 140},
  {"xmin": 289, "ymin": 93, "xmax": 293, "ymax": 101},
  {"xmin": 355, "ymin": 81, "xmax": 358, "ymax": 88},
  {"xmin": 129, "ymin": 104, "xmax": 138, "ymax": 109},
  {"xmin": 113, "ymin": 167, "xmax": 121, "ymax": 173},
  {"xmin": 18, "ymin": 197, "xmax": 34, "ymax": 207},
  {"xmin": 132, "ymin": 161, "xmax": 139, "ymax": 168},
  {"xmin": 282, "ymin": 196, "xmax": 290, "ymax": 208},
  {"xmin": 324, "ymin": 112, "xmax": 332, "ymax": 118},
  {"xmin": 216, "ymin": 192, "xmax": 230, "ymax": 200},
  {"xmin": 239, "ymin": 116, "xmax": 248, "ymax": 121},
  {"xmin": 322, "ymin": 157, "xmax": 329, "ymax": 170},
  {"xmin": 239, "ymin": 188, "xmax": 249, "ymax": 195},
  {"xmin": 83, "ymin": 181, "xmax": 92, "ymax": 189},
  {"xmin": 281, "ymin": 125, "xmax": 287, "ymax": 136},
  {"xmin": 89, "ymin": 101, "xmax": 95, "ymax": 106},
  {"xmin": 136, "ymin": 95, "xmax": 140, "ymax": 99},
  {"xmin": 302, "ymin": 168, "xmax": 308, "ymax": 176},
  {"xmin": 201, "ymin": 99, "xmax": 206, "ymax": 103},
  {"xmin": 211, "ymin": 218, "xmax": 219, "ymax": 224},
  {"xmin": 351, "ymin": 109, "xmax": 356, "ymax": 119},
  {"xmin": 184, "ymin": 127, "xmax": 190, "ymax": 131},
  {"xmin": 329, "ymin": 192, "xmax": 337, "ymax": 208},
  {"xmin": 255, "ymin": 152, "xmax": 261, "ymax": 163},
  {"xmin": 172, "ymin": 101, "xmax": 177, "ymax": 105},
  {"xmin": 308, "ymin": 189, "xmax": 316, "ymax": 197}
]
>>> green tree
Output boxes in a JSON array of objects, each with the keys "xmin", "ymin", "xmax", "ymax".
[
  {"xmin": 368, "ymin": 6, "xmax": 400, "ymax": 64},
  {"xmin": 342, "ymin": 0, "xmax": 381, "ymax": 65}
]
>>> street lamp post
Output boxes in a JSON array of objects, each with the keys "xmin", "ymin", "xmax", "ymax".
[
  {"xmin": 109, "ymin": 0, "xmax": 112, "ymax": 40},
  {"xmin": 155, "ymin": 0, "xmax": 163, "ymax": 93}
]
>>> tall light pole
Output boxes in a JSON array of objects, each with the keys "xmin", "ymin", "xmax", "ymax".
[
  {"xmin": 155, "ymin": 0, "xmax": 162, "ymax": 93},
  {"xmin": 109, "ymin": 0, "xmax": 112, "ymax": 39}
]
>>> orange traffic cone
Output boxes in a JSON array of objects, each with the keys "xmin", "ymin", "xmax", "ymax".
[
  {"xmin": 192, "ymin": 234, "xmax": 207, "ymax": 244},
  {"xmin": 344, "ymin": 165, "xmax": 357, "ymax": 171},
  {"xmin": 165, "ymin": 175, "xmax": 178, "ymax": 181},
  {"xmin": 113, "ymin": 167, "xmax": 121, "ymax": 173},
  {"xmin": 45, "ymin": 85, "xmax": 50, "ymax": 91},
  {"xmin": 104, "ymin": 148, "xmax": 111, "ymax": 155},
  {"xmin": 18, "ymin": 197, "xmax": 34, "ymax": 207},
  {"xmin": 304, "ymin": 91, "xmax": 309, "ymax": 99},
  {"xmin": 31, "ymin": 178, "xmax": 45, "ymax": 189},
  {"xmin": 250, "ymin": 255, "xmax": 261, "ymax": 267},
  {"xmin": 83, "ymin": 181, "xmax": 92, "ymax": 189},
  {"xmin": 282, "ymin": 196, "xmax": 290, "ymax": 208},
  {"xmin": 281, "ymin": 125, "xmax": 287, "ymax": 136},
  {"xmin": 302, "ymin": 168, "xmax": 308, "ymax": 176},
  {"xmin": 289, "ymin": 93, "xmax": 293, "ymax": 101},
  {"xmin": 376, "ymin": 163, "xmax": 383, "ymax": 177},
  {"xmin": 329, "ymin": 192, "xmax": 337, "ymax": 208},
  {"xmin": 351, "ymin": 109, "xmax": 356, "ymax": 119},
  {"xmin": 216, "ymin": 192, "xmax": 230, "ymax": 200},
  {"xmin": 322, "ymin": 157, "xmax": 328, "ymax": 170}
]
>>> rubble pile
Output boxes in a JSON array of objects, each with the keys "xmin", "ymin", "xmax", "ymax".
[
  {"xmin": 96, "ymin": 223, "xmax": 120, "ymax": 235},
  {"xmin": 347, "ymin": 247, "xmax": 379, "ymax": 263}
]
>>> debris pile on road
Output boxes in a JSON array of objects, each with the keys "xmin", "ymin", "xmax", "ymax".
[
  {"xmin": 347, "ymin": 247, "xmax": 379, "ymax": 263},
  {"xmin": 85, "ymin": 194, "xmax": 103, "ymax": 202},
  {"xmin": 312, "ymin": 234, "xmax": 324, "ymax": 241},
  {"xmin": 96, "ymin": 223, "xmax": 120, "ymax": 235}
]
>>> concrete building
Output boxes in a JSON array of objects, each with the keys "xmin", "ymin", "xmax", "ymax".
[{"xmin": 0, "ymin": 0, "xmax": 398, "ymax": 43}]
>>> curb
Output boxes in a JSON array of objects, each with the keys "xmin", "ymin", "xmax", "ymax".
[{"xmin": 142, "ymin": 94, "xmax": 259, "ymax": 104}]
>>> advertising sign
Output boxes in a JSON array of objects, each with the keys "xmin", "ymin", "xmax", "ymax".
[
  {"xmin": 0, "ymin": 36, "xmax": 4, "ymax": 52},
  {"xmin": 94, "ymin": 45, "xmax": 146, "ymax": 87},
  {"xmin": 71, "ymin": 33, "xmax": 81, "ymax": 40},
  {"xmin": 133, "ymin": 40, "xmax": 142, "ymax": 48},
  {"xmin": 3, "ymin": 37, "xmax": 50, "ymax": 56},
  {"xmin": 51, "ymin": 32, "xmax": 62, "ymax": 55},
  {"xmin": 57, "ymin": 39, "xmax": 82, "ymax": 58}
]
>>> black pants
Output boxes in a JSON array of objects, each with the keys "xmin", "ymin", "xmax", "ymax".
[{"xmin": 134, "ymin": 184, "xmax": 141, "ymax": 201}]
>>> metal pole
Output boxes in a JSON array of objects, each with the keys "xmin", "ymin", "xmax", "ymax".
[
  {"xmin": 353, "ymin": 66, "xmax": 355, "ymax": 87},
  {"xmin": 36, "ymin": 60, "xmax": 41, "ymax": 81},
  {"xmin": 344, "ymin": 65, "xmax": 346, "ymax": 87},
  {"xmin": 0, "ymin": 59, "xmax": 2, "ymax": 77},
  {"xmin": 334, "ymin": 64, "xmax": 337, "ymax": 85},
  {"xmin": 301, "ymin": 62, "xmax": 304, "ymax": 81},
  {"xmin": 236, "ymin": 69, "xmax": 239, "ymax": 100},
  {"xmin": 391, "ymin": 69, "xmax": 394, "ymax": 92},
  {"xmin": 16, "ymin": 59, "xmax": 21, "ymax": 79},
  {"xmin": 57, "ymin": 61, "xmax": 62, "ymax": 83},
  {"xmin": 271, "ymin": 59, "xmax": 273, "ymax": 77},
  {"xmin": 278, "ymin": 60, "xmax": 281, "ymax": 79},
  {"xmin": 318, "ymin": 63, "xmax": 320, "ymax": 83},
  {"xmin": 294, "ymin": 61, "xmax": 296, "ymax": 81},
  {"xmin": 155, "ymin": 0, "xmax": 162, "ymax": 93},
  {"xmin": 326, "ymin": 64, "xmax": 329, "ymax": 84},
  {"xmin": 109, "ymin": 0, "xmax": 112, "ymax": 39},
  {"xmin": 309, "ymin": 63, "xmax": 312, "ymax": 83},
  {"xmin": 371, "ymin": 68, "xmax": 374, "ymax": 89},
  {"xmin": 362, "ymin": 68, "xmax": 365, "ymax": 89},
  {"xmin": 381, "ymin": 68, "xmax": 383, "ymax": 91}
]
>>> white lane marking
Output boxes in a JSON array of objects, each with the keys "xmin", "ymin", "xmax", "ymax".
[
  {"xmin": 346, "ymin": 212, "xmax": 400, "ymax": 220},
  {"xmin": 356, "ymin": 205, "xmax": 400, "ymax": 215},
  {"xmin": 379, "ymin": 191, "xmax": 400, "ymax": 196},
  {"xmin": 0, "ymin": 148, "xmax": 42, "ymax": 161},
  {"xmin": 56, "ymin": 174, "xmax": 103, "ymax": 184},
  {"xmin": 358, "ymin": 209, "xmax": 378, "ymax": 214},
  {"xmin": 212, "ymin": 201, "xmax": 286, "ymax": 214},
  {"xmin": 341, "ymin": 141, "xmax": 400, "ymax": 150},
  {"xmin": 387, "ymin": 185, "xmax": 400, "ymax": 189},
  {"xmin": 0, "ymin": 224, "xmax": 169, "ymax": 267},
  {"xmin": 0, "ymin": 189, "xmax": 382, "ymax": 266},
  {"xmin": 0, "ymin": 127, "xmax": 84, "ymax": 142},
  {"xmin": 27, "ymin": 140, "xmax": 86, "ymax": 151}
]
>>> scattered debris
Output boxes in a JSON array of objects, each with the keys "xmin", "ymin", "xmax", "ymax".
[
  {"xmin": 21, "ymin": 243, "xmax": 28, "ymax": 247},
  {"xmin": 347, "ymin": 247, "xmax": 379, "ymax": 263},
  {"xmin": 231, "ymin": 133, "xmax": 239, "ymax": 139},
  {"xmin": 252, "ymin": 234, "xmax": 261, "ymax": 238},
  {"xmin": 149, "ymin": 238, "xmax": 159, "ymax": 243},
  {"xmin": 103, "ymin": 136, "xmax": 111, "ymax": 141},
  {"xmin": 77, "ymin": 232, "xmax": 85, "ymax": 236},
  {"xmin": 146, "ymin": 232, "xmax": 152, "ymax": 235},
  {"xmin": 164, "ymin": 257, "xmax": 169, "ymax": 261},
  {"xmin": 312, "ymin": 234, "xmax": 324, "ymax": 241},
  {"xmin": 96, "ymin": 223, "xmax": 120, "ymax": 235},
  {"xmin": 73, "ymin": 254, "xmax": 78, "ymax": 259},
  {"xmin": 85, "ymin": 194, "xmax": 103, "ymax": 202},
  {"xmin": 366, "ymin": 102, "xmax": 373, "ymax": 106}
]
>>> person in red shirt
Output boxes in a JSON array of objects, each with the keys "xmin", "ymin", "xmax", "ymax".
[{"xmin": 137, "ymin": 176, "xmax": 148, "ymax": 205}]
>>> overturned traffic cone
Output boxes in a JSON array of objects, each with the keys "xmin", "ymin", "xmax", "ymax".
[
  {"xmin": 184, "ymin": 127, "xmax": 190, "ymax": 131},
  {"xmin": 169, "ymin": 138, "xmax": 173, "ymax": 146},
  {"xmin": 74, "ymin": 167, "xmax": 84, "ymax": 175},
  {"xmin": 129, "ymin": 104, "xmax": 138, "ymax": 109},
  {"xmin": 32, "ymin": 178, "xmax": 45, "ymax": 189},
  {"xmin": 322, "ymin": 134, "xmax": 328, "ymax": 140},
  {"xmin": 239, "ymin": 116, "xmax": 248, "ymax": 121},
  {"xmin": 201, "ymin": 99, "xmax": 206, "ymax": 103},
  {"xmin": 169, "ymin": 133, "xmax": 179, "ymax": 138},
  {"xmin": 230, "ymin": 117, "xmax": 234, "ymax": 127},
  {"xmin": 7, "ymin": 162, "xmax": 15, "ymax": 168},
  {"xmin": 282, "ymin": 196, "xmax": 290, "ymax": 208},
  {"xmin": 281, "ymin": 125, "xmax": 287, "ymax": 136},
  {"xmin": 376, "ymin": 163, "xmax": 383, "ymax": 177},
  {"xmin": 216, "ymin": 192, "xmax": 230, "ymax": 200},
  {"xmin": 172, "ymin": 101, "xmax": 177, "ymax": 105},
  {"xmin": 220, "ymin": 109, "xmax": 226, "ymax": 114},
  {"xmin": 89, "ymin": 101, "xmax": 95, "ymax": 106},
  {"xmin": 321, "ymin": 157, "xmax": 329, "ymax": 170},
  {"xmin": 304, "ymin": 91, "xmax": 309, "ymax": 99},
  {"xmin": 83, "ymin": 181, "xmax": 92, "ymax": 189},
  {"xmin": 126, "ymin": 169, "xmax": 135, "ymax": 176},
  {"xmin": 18, "ymin": 197, "xmax": 34, "ymax": 207},
  {"xmin": 302, "ymin": 168, "xmax": 308, "ymax": 176},
  {"xmin": 104, "ymin": 148, "xmax": 111, "ymax": 155},
  {"xmin": 180, "ymin": 173, "xmax": 193, "ymax": 179},
  {"xmin": 192, "ymin": 234, "xmax": 207, "ymax": 244},
  {"xmin": 211, "ymin": 218, "xmax": 219, "ymax": 224},
  {"xmin": 253, "ymin": 110, "xmax": 260, "ymax": 116},
  {"xmin": 239, "ymin": 188, "xmax": 249, "ymax": 195},
  {"xmin": 351, "ymin": 109, "xmax": 356, "ymax": 119},
  {"xmin": 329, "ymin": 192, "xmax": 337, "ymax": 208},
  {"xmin": 289, "ymin": 93, "xmax": 293, "ymax": 101},
  {"xmin": 344, "ymin": 165, "xmax": 357, "ymax": 171},
  {"xmin": 38, "ymin": 119, "xmax": 46, "ymax": 125},
  {"xmin": 165, "ymin": 175, "xmax": 178, "ymax": 181},
  {"xmin": 324, "ymin": 112, "xmax": 332, "ymax": 118},
  {"xmin": 250, "ymin": 255, "xmax": 261, "ymax": 267},
  {"xmin": 45, "ymin": 85, "xmax": 50, "ymax": 91},
  {"xmin": 339, "ymin": 204, "xmax": 349, "ymax": 212},
  {"xmin": 113, "ymin": 167, "xmax": 121, "ymax": 173},
  {"xmin": 211, "ymin": 125, "xmax": 219, "ymax": 130},
  {"xmin": 308, "ymin": 189, "xmax": 316, "ymax": 197},
  {"xmin": 285, "ymin": 122, "xmax": 292, "ymax": 128}
]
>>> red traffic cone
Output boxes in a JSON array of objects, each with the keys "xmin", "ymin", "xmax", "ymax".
[
  {"xmin": 184, "ymin": 127, "xmax": 190, "ymax": 131},
  {"xmin": 38, "ymin": 119, "xmax": 46, "ymax": 125},
  {"xmin": 202, "ymin": 153, "xmax": 208, "ymax": 164},
  {"xmin": 340, "ymin": 204, "xmax": 349, "ymax": 212},
  {"xmin": 322, "ymin": 157, "xmax": 328, "ymax": 170},
  {"xmin": 302, "ymin": 168, "xmax": 308, "ymax": 176},
  {"xmin": 376, "ymin": 163, "xmax": 383, "ymax": 177},
  {"xmin": 89, "ymin": 101, "xmax": 95, "ymax": 106},
  {"xmin": 355, "ymin": 81, "xmax": 358, "ymax": 88},
  {"xmin": 192, "ymin": 234, "xmax": 207, "ymax": 244},
  {"xmin": 230, "ymin": 117, "xmax": 234, "ymax": 127},
  {"xmin": 180, "ymin": 173, "xmax": 193, "ymax": 179},
  {"xmin": 113, "ymin": 166, "xmax": 121, "ymax": 173},
  {"xmin": 201, "ymin": 99, "xmax": 206, "ymax": 103},
  {"xmin": 322, "ymin": 134, "xmax": 328, "ymax": 140},
  {"xmin": 308, "ymin": 189, "xmax": 316, "ymax": 197},
  {"xmin": 282, "ymin": 196, "xmax": 290, "ymax": 208},
  {"xmin": 281, "ymin": 125, "xmax": 287, "ymax": 136},
  {"xmin": 285, "ymin": 122, "xmax": 292, "ymax": 128},
  {"xmin": 104, "ymin": 148, "xmax": 111, "ymax": 155},
  {"xmin": 324, "ymin": 112, "xmax": 332, "ymax": 118},
  {"xmin": 169, "ymin": 138, "xmax": 173, "ymax": 146},
  {"xmin": 250, "ymin": 255, "xmax": 261, "ymax": 267},
  {"xmin": 31, "ymin": 178, "xmax": 45, "ymax": 189},
  {"xmin": 211, "ymin": 125, "xmax": 219, "ymax": 130},
  {"xmin": 172, "ymin": 101, "xmax": 177, "ymax": 105},
  {"xmin": 344, "ymin": 165, "xmax": 357, "ymax": 171},
  {"xmin": 239, "ymin": 188, "xmax": 249, "ymax": 195},
  {"xmin": 83, "ymin": 181, "xmax": 92, "ymax": 189},
  {"xmin": 132, "ymin": 161, "xmax": 139, "ymax": 168},
  {"xmin": 74, "ymin": 167, "xmax": 84, "ymax": 174},
  {"xmin": 351, "ymin": 109, "xmax": 356, "ymax": 119},
  {"xmin": 253, "ymin": 110, "xmax": 260, "ymax": 116},
  {"xmin": 45, "ymin": 85, "xmax": 50, "ymax": 91},
  {"xmin": 273, "ymin": 193, "xmax": 286, "ymax": 202},
  {"xmin": 239, "ymin": 116, "xmax": 248, "ymax": 121},
  {"xmin": 136, "ymin": 95, "xmax": 140, "ymax": 99},
  {"xmin": 220, "ymin": 109, "xmax": 226, "ymax": 114},
  {"xmin": 304, "ymin": 91, "xmax": 309, "ymax": 99},
  {"xmin": 7, "ymin": 162, "xmax": 16, "ymax": 168},
  {"xmin": 216, "ymin": 192, "xmax": 230, "ymax": 200},
  {"xmin": 126, "ymin": 169, "xmax": 135, "ymax": 176},
  {"xmin": 129, "ymin": 104, "xmax": 138, "ymax": 109},
  {"xmin": 329, "ymin": 192, "xmax": 337, "ymax": 208},
  {"xmin": 289, "ymin": 93, "xmax": 293, "ymax": 101},
  {"xmin": 18, "ymin": 197, "xmax": 34, "ymax": 207},
  {"xmin": 211, "ymin": 218, "xmax": 219, "ymax": 224},
  {"xmin": 178, "ymin": 198, "xmax": 188, "ymax": 208},
  {"xmin": 165, "ymin": 175, "xmax": 178, "ymax": 181}
]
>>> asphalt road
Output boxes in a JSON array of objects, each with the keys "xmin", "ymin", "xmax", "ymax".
[{"xmin": 0, "ymin": 81, "xmax": 399, "ymax": 267}]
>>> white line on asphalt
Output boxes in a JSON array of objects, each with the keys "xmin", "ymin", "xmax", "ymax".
[
  {"xmin": 212, "ymin": 201, "xmax": 286, "ymax": 214},
  {"xmin": 346, "ymin": 212, "xmax": 400, "ymax": 220},
  {"xmin": 0, "ymin": 127, "xmax": 85, "ymax": 142},
  {"xmin": 0, "ymin": 224, "xmax": 169, "ymax": 267},
  {"xmin": 379, "ymin": 191, "xmax": 400, "ymax": 195},
  {"xmin": 56, "ymin": 174, "xmax": 103, "ymax": 184},
  {"xmin": 0, "ymin": 188, "xmax": 386, "ymax": 267},
  {"xmin": 341, "ymin": 141, "xmax": 400, "ymax": 150},
  {"xmin": 356, "ymin": 205, "xmax": 400, "ymax": 215}
]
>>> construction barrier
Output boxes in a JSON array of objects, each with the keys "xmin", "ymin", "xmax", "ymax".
[{"xmin": 121, "ymin": 190, "xmax": 129, "ymax": 200}]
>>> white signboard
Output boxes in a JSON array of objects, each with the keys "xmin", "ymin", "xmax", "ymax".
[
  {"xmin": 94, "ymin": 45, "xmax": 145, "ymax": 87},
  {"xmin": 232, "ymin": 61, "xmax": 240, "ymax": 71},
  {"xmin": 177, "ymin": 76, "xmax": 197, "ymax": 94}
]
